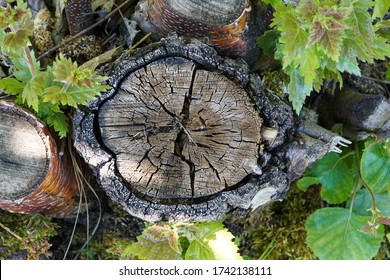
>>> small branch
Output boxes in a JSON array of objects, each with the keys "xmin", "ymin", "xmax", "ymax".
[
  {"xmin": 0, "ymin": 221, "xmax": 23, "ymax": 241},
  {"xmin": 359, "ymin": 75, "xmax": 390, "ymax": 85},
  {"xmin": 36, "ymin": 0, "xmax": 136, "ymax": 61}
]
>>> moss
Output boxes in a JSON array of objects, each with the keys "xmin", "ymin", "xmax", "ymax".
[
  {"xmin": 241, "ymin": 185, "xmax": 321, "ymax": 260},
  {"xmin": 0, "ymin": 210, "xmax": 58, "ymax": 259}
]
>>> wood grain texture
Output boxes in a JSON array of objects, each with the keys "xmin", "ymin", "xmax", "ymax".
[
  {"xmin": 0, "ymin": 101, "xmax": 79, "ymax": 217},
  {"xmin": 73, "ymin": 37, "xmax": 297, "ymax": 222},
  {"xmin": 99, "ymin": 58, "xmax": 261, "ymax": 200},
  {"xmin": 0, "ymin": 110, "xmax": 48, "ymax": 200}
]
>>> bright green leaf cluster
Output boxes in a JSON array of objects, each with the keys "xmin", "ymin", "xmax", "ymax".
[
  {"xmin": 259, "ymin": 0, "xmax": 390, "ymax": 114},
  {"xmin": 113, "ymin": 221, "xmax": 242, "ymax": 260},
  {"xmin": 0, "ymin": 2, "xmax": 109, "ymax": 138},
  {"xmin": 297, "ymin": 138, "xmax": 390, "ymax": 259}
]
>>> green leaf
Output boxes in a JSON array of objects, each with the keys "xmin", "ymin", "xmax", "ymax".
[
  {"xmin": 52, "ymin": 54, "xmax": 78, "ymax": 83},
  {"xmin": 347, "ymin": 189, "xmax": 390, "ymax": 217},
  {"xmin": 0, "ymin": 77, "xmax": 24, "ymax": 95},
  {"xmin": 308, "ymin": 7, "xmax": 349, "ymax": 61},
  {"xmin": 122, "ymin": 224, "xmax": 182, "ymax": 260},
  {"xmin": 45, "ymin": 111, "xmax": 69, "ymax": 139},
  {"xmin": 341, "ymin": 0, "xmax": 377, "ymax": 62},
  {"xmin": 184, "ymin": 221, "xmax": 242, "ymax": 260},
  {"xmin": 256, "ymin": 29, "xmax": 280, "ymax": 56},
  {"xmin": 185, "ymin": 239, "xmax": 216, "ymax": 260},
  {"xmin": 286, "ymin": 67, "xmax": 312, "ymax": 115},
  {"xmin": 43, "ymin": 86, "xmax": 72, "ymax": 106},
  {"xmin": 306, "ymin": 207, "xmax": 384, "ymax": 260},
  {"xmin": 278, "ymin": 8, "xmax": 309, "ymax": 68},
  {"xmin": 296, "ymin": 177, "xmax": 320, "ymax": 191},
  {"xmin": 361, "ymin": 139, "xmax": 390, "ymax": 193},
  {"xmin": 299, "ymin": 46, "xmax": 319, "ymax": 87},
  {"xmin": 306, "ymin": 152, "xmax": 355, "ymax": 203},
  {"xmin": 2, "ymin": 29, "xmax": 31, "ymax": 52},
  {"xmin": 22, "ymin": 76, "xmax": 45, "ymax": 112},
  {"xmin": 373, "ymin": 0, "xmax": 390, "ymax": 19}
]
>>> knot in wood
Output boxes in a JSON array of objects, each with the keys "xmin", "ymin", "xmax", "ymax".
[{"xmin": 98, "ymin": 57, "xmax": 262, "ymax": 202}]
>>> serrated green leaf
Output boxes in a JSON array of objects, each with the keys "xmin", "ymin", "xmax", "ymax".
[
  {"xmin": 0, "ymin": 77, "xmax": 24, "ymax": 95},
  {"xmin": 341, "ymin": 0, "xmax": 377, "ymax": 62},
  {"xmin": 53, "ymin": 54, "xmax": 78, "ymax": 83},
  {"xmin": 185, "ymin": 239, "xmax": 216, "ymax": 260},
  {"xmin": 286, "ymin": 67, "xmax": 312, "ymax": 115},
  {"xmin": 278, "ymin": 9, "xmax": 309, "ymax": 68},
  {"xmin": 184, "ymin": 220, "xmax": 242, "ymax": 260},
  {"xmin": 45, "ymin": 111, "xmax": 69, "ymax": 138},
  {"xmin": 205, "ymin": 229, "xmax": 242, "ymax": 260},
  {"xmin": 300, "ymin": 46, "xmax": 319, "ymax": 87},
  {"xmin": 22, "ymin": 76, "xmax": 44, "ymax": 112},
  {"xmin": 122, "ymin": 225, "xmax": 182, "ymax": 260},
  {"xmin": 256, "ymin": 29, "xmax": 280, "ymax": 56},
  {"xmin": 373, "ymin": 0, "xmax": 390, "ymax": 19},
  {"xmin": 336, "ymin": 42, "xmax": 361, "ymax": 75},
  {"xmin": 306, "ymin": 152, "xmax": 355, "ymax": 203},
  {"xmin": 306, "ymin": 207, "xmax": 384, "ymax": 259},
  {"xmin": 361, "ymin": 139, "xmax": 390, "ymax": 193},
  {"xmin": 43, "ymin": 86, "xmax": 72, "ymax": 106},
  {"xmin": 347, "ymin": 189, "xmax": 390, "ymax": 217},
  {"xmin": 308, "ymin": 7, "xmax": 348, "ymax": 61},
  {"xmin": 296, "ymin": 177, "xmax": 320, "ymax": 191}
]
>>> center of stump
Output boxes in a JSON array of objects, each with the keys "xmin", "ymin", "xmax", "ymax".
[{"xmin": 98, "ymin": 58, "xmax": 261, "ymax": 201}]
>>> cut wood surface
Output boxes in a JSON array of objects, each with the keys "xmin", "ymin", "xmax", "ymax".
[
  {"xmin": 73, "ymin": 38, "xmax": 342, "ymax": 222},
  {"xmin": 99, "ymin": 58, "xmax": 261, "ymax": 201},
  {"xmin": 0, "ymin": 101, "xmax": 79, "ymax": 217},
  {"xmin": 0, "ymin": 107, "xmax": 48, "ymax": 200}
]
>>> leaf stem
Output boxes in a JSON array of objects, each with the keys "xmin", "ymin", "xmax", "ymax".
[{"xmin": 24, "ymin": 47, "xmax": 37, "ymax": 78}]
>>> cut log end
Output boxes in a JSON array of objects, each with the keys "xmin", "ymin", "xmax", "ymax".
[
  {"xmin": 73, "ymin": 38, "xmax": 296, "ymax": 222},
  {"xmin": 0, "ymin": 101, "xmax": 79, "ymax": 217},
  {"xmin": 98, "ymin": 58, "xmax": 262, "ymax": 202},
  {"xmin": 0, "ymin": 104, "xmax": 49, "ymax": 200}
]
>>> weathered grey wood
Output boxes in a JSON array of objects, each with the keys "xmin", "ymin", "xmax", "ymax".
[
  {"xmin": 73, "ymin": 37, "xmax": 346, "ymax": 222},
  {"xmin": 99, "ymin": 57, "xmax": 261, "ymax": 201},
  {"xmin": 317, "ymin": 87, "xmax": 390, "ymax": 140},
  {"xmin": 0, "ymin": 106, "xmax": 48, "ymax": 200}
]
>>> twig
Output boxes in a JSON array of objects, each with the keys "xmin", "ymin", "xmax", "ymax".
[
  {"xmin": 359, "ymin": 75, "xmax": 390, "ymax": 85},
  {"xmin": 0, "ymin": 221, "xmax": 23, "ymax": 241},
  {"xmin": 36, "ymin": 0, "xmax": 136, "ymax": 61}
]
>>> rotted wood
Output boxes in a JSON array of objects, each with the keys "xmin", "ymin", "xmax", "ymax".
[
  {"xmin": 73, "ymin": 37, "xmax": 346, "ymax": 222},
  {"xmin": 316, "ymin": 87, "xmax": 390, "ymax": 140},
  {"xmin": 0, "ymin": 101, "xmax": 80, "ymax": 217},
  {"xmin": 132, "ymin": 0, "xmax": 261, "ymax": 63}
]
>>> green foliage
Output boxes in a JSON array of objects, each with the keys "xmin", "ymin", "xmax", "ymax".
[
  {"xmin": 297, "ymin": 137, "xmax": 390, "ymax": 259},
  {"xmin": 306, "ymin": 208, "xmax": 384, "ymax": 260},
  {"xmin": 0, "ymin": 2, "xmax": 109, "ymax": 138},
  {"xmin": 258, "ymin": 0, "xmax": 390, "ymax": 114},
  {"xmin": 109, "ymin": 221, "xmax": 242, "ymax": 260},
  {"xmin": 0, "ymin": 211, "xmax": 58, "ymax": 260}
]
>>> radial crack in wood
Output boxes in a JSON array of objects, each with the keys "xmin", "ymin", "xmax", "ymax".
[{"xmin": 98, "ymin": 58, "xmax": 261, "ymax": 202}]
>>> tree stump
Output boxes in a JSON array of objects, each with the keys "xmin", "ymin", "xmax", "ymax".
[
  {"xmin": 73, "ymin": 37, "xmax": 343, "ymax": 222},
  {"xmin": 0, "ymin": 101, "xmax": 79, "ymax": 217}
]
